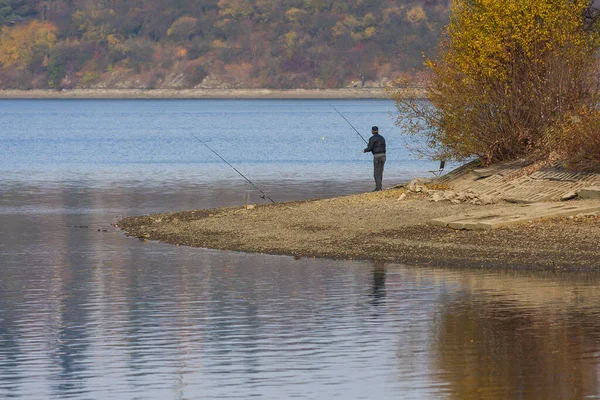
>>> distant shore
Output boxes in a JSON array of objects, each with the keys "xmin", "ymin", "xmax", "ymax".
[{"xmin": 0, "ymin": 87, "xmax": 425, "ymax": 100}]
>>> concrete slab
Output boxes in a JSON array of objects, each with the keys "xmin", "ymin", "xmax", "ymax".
[
  {"xmin": 579, "ymin": 186, "xmax": 600, "ymax": 199},
  {"xmin": 443, "ymin": 161, "xmax": 600, "ymax": 204},
  {"xmin": 430, "ymin": 202, "xmax": 600, "ymax": 230},
  {"xmin": 473, "ymin": 168, "xmax": 495, "ymax": 179}
]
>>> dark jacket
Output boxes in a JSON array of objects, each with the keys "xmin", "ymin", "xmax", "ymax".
[{"xmin": 364, "ymin": 134, "xmax": 386, "ymax": 154}]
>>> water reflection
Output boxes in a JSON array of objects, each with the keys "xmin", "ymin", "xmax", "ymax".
[
  {"xmin": 2, "ymin": 182, "xmax": 600, "ymax": 398},
  {"xmin": 432, "ymin": 272, "xmax": 600, "ymax": 400},
  {"xmin": 370, "ymin": 262, "xmax": 386, "ymax": 306}
]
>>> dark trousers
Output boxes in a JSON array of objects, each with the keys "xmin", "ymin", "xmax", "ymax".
[{"xmin": 373, "ymin": 153, "xmax": 386, "ymax": 190}]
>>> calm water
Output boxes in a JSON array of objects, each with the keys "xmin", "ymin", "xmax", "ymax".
[
  {"xmin": 0, "ymin": 99, "xmax": 444, "ymax": 188},
  {"xmin": 2, "ymin": 100, "xmax": 600, "ymax": 399}
]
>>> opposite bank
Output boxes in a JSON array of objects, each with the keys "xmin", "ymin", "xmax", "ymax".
[{"xmin": 0, "ymin": 88, "xmax": 422, "ymax": 99}]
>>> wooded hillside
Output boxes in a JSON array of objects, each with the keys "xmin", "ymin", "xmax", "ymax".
[{"xmin": 0, "ymin": 0, "xmax": 450, "ymax": 89}]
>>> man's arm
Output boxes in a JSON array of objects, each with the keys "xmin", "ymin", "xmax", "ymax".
[{"xmin": 363, "ymin": 136, "xmax": 374, "ymax": 153}]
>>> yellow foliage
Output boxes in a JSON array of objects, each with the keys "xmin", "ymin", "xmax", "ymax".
[
  {"xmin": 284, "ymin": 31, "xmax": 297, "ymax": 47},
  {"xmin": 218, "ymin": 0, "xmax": 253, "ymax": 19},
  {"xmin": 363, "ymin": 13, "xmax": 376, "ymax": 26},
  {"xmin": 284, "ymin": 31, "xmax": 297, "ymax": 57},
  {"xmin": 167, "ymin": 16, "xmax": 198, "ymax": 41},
  {"xmin": 72, "ymin": 10, "xmax": 87, "ymax": 31},
  {"xmin": 382, "ymin": 7, "xmax": 402, "ymax": 24},
  {"xmin": 392, "ymin": 0, "xmax": 600, "ymax": 164},
  {"xmin": 351, "ymin": 32, "xmax": 363, "ymax": 42},
  {"xmin": 107, "ymin": 34, "xmax": 121, "ymax": 46},
  {"xmin": 438, "ymin": 0, "xmax": 596, "ymax": 83},
  {"xmin": 285, "ymin": 8, "xmax": 307, "ymax": 24},
  {"xmin": 332, "ymin": 15, "xmax": 359, "ymax": 38},
  {"xmin": 406, "ymin": 5, "xmax": 427, "ymax": 24},
  {"xmin": 175, "ymin": 47, "xmax": 188, "ymax": 59},
  {"xmin": 0, "ymin": 21, "xmax": 57, "ymax": 68},
  {"xmin": 79, "ymin": 70, "xmax": 100, "ymax": 87},
  {"xmin": 211, "ymin": 39, "xmax": 227, "ymax": 48},
  {"xmin": 364, "ymin": 27, "xmax": 376, "ymax": 39}
]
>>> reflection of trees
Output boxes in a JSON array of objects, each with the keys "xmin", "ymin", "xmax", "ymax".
[
  {"xmin": 433, "ymin": 294, "xmax": 600, "ymax": 400},
  {"xmin": 0, "ymin": 283, "xmax": 23, "ymax": 396},
  {"xmin": 51, "ymin": 187, "xmax": 94, "ymax": 396}
]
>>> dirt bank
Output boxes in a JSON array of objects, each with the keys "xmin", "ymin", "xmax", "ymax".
[
  {"xmin": 0, "ymin": 88, "xmax": 421, "ymax": 99},
  {"xmin": 117, "ymin": 189, "xmax": 600, "ymax": 270}
]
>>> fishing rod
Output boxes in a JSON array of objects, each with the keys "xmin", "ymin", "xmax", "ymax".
[
  {"xmin": 330, "ymin": 104, "xmax": 369, "ymax": 145},
  {"xmin": 189, "ymin": 132, "xmax": 275, "ymax": 203}
]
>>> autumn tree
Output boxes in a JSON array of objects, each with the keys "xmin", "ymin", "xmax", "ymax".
[
  {"xmin": 0, "ymin": 0, "xmax": 453, "ymax": 89},
  {"xmin": 391, "ymin": 0, "xmax": 600, "ymax": 165},
  {"xmin": 167, "ymin": 16, "xmax": 198, "ymax": 42},
  {"xmin": 0, "ymin": 19, "xmax": 57, "ymax": 68}
]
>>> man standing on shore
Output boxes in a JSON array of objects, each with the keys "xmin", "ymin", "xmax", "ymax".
[{"xmin": 363, "ymin": 126, "xmax": 386, "ymax": 191}]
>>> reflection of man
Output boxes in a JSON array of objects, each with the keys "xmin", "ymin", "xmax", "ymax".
[
  {"xmin": 371, "ymin": 262, "xmax": 386, "ymax": 305},
  {"xmin": 363, "ymin": 126, "xmax": 386, "ymax": 191}
]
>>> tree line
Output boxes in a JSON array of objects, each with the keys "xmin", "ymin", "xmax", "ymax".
[{"xmin": 0, "ymin": 0, "xmax": 451, "ymax": 89}]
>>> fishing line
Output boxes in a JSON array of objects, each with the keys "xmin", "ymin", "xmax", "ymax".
[
  {"xmin": 189, "ymin": 132, "xmax": 275, "ymax": 203},
  {"xmin": 330, "ymin": 104, "xmax": 369, "ymax": 145}
]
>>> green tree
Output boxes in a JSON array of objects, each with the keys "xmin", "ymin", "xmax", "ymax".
[{"xmin": 0, "ymin": 0, "xmax": 36, "ymax": 26}]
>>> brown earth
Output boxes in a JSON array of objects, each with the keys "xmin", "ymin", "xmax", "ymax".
[{"xmin": 116, "ymin": 188, "xmax": 600, "ymax": 270}]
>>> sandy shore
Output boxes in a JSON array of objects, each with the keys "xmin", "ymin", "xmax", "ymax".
[
  {"xmin": 0, "ymin": 88, "xmax": 421, "ymax": 99},
  {"xmin": 117, "ymin": 189, "xmax": 600, "ymax": 270}
]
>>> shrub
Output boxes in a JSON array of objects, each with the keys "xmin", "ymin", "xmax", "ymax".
[
  {"xmin": 185, "ymin": 37, "xmax": 210, "ymax": 60},
  {"xmin": 146, "ymin": 69, "xmax": 165, "ymax": 89},
  {"xmin": 0, "ymin": 67, "xmax": 32, "ymax": 89},
  {"xmin": 391, "ymin": 0, "xmax": 600, "ymax": 165},
  {"xmin": 548, "ymin": 106, "xmax": 600, "ymax": 171},
  {"xmin": 46, "ymin": 41, "xmax": 97, "ymax": 88},
  {"xmin": 183, "ymin": 61, "xmax": 207, "ymax": 86},
  {"xmin": 123, "ymin": 39, "xmax": 155, "ymax": 72},
  {"xmin": 79, "ymin": 70, "xmax": 100, "ymax": 87},
  {"xmin": 167, "ymin": 16, "xmax": 198, "ymax": 42}
]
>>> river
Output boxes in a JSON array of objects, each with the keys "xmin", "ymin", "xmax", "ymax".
[{"xmin": 1, "ymin": 99, "xmax": 600, "ymax": 399}]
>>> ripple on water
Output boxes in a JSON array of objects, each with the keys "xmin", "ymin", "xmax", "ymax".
[{"xmin": 2, "ymin": 100, "xmax": 600, "ymax": 399}]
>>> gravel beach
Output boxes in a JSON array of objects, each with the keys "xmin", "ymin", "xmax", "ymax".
[{"xmin": 117, "ymin": 188, "xmax": 600, "ymax": 270}]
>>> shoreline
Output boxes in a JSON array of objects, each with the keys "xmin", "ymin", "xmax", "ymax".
[
  {"xmin": 0, "ymin": 87, "xmax": 423, "ymax": 100},
  {"xmin": 116, "ymin": 161, "xmax": 600, "ymax": 270},
  {"xmin": 116, "ymin": 189, "xmax": 600, "ymax": 270}
]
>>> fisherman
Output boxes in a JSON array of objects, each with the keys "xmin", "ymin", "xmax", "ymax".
[{"xmin": 363, "ymin": 126, "xmax": 386, "ymax": 191}]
